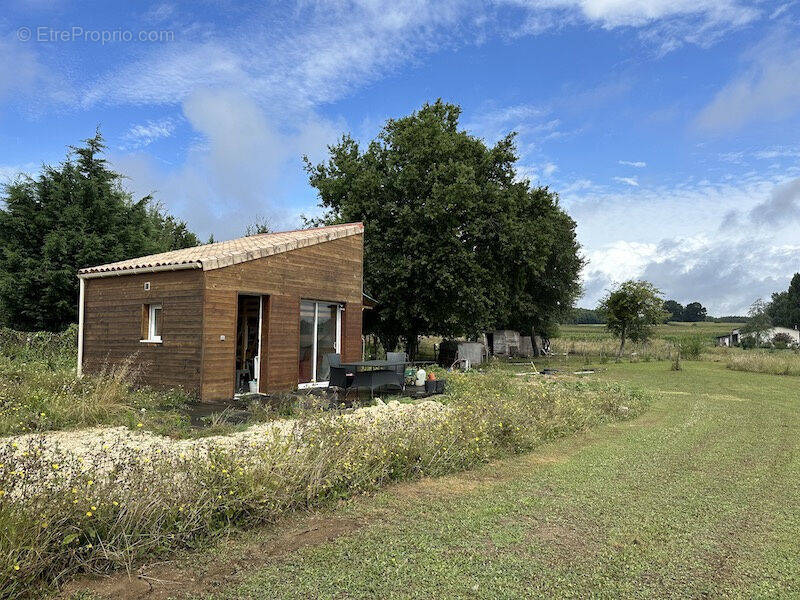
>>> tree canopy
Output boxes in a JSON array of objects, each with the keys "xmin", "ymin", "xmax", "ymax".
[
  {"xmin": 599, "ymin": 280, "xmax": 667, "ymax": 357},
  {"xmin": 663, "ymin": 300, "xmax": 684, "ymax": 322},
  {"xmin": 767, "ymin": 273, "xmax": 800, "ymax": 329},
  {"xmin": 0, "ymin": 132, "xmax": 199, "ymax": 331},
  {"xmin": 741, "ymin": 298, "xmax": 773, "ymax": 347},
  {"xmin": 682, "ymin": 301, "xmax": 707, "ymax": 322},
  {"xmin": 304, "ymin": 100, "xmax": 583, "ymax": 356}
]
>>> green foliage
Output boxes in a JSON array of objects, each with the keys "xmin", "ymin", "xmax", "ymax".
[
  {"xmin": 304, "ymin": 100, "xmax": 582, "ymax": 355},
  {"xmin": 679, "ymin": 336, "xmax": 705, "ymax": 360},
  {"xmin": 0, "ymin": 132, "xmax": 199, "ymax": 331},
  {"xmin": 766, "ymin": 273, "xmax": 800, "ymax": 329},
  {"xmin": 562, "ymin": 307, "xmax": 605, "ymax": 324},
  {"xmin": 682, "ymin": 301, "xmax": 707, "ymax": 322},
  {"xmin": 662, "ymin": 300, "xmax": 706, "ymax": 323},
  {"xmin": 244, "ymin": 216, "xmax": 272, "ymax": 236},
  {"xmin": 598, "ymin": 280, "xmax": 668, "ymax": 357},
  {"xmin": 663, "ymin": 299, "xmax": 684, "ymax": 322},
  {"xmin": 740, "ymin": 298, "xmax": 773, "ymax": 347}
]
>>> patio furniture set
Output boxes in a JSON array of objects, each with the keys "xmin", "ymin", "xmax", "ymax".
[{"xmin": 327, "ymin": 351, "xmax": 410, "ymax": 397}]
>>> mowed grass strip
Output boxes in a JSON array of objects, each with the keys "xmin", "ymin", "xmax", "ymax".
[{"xmin": 193, "ymin": 362, "xmax": 799, "ymax": 599}]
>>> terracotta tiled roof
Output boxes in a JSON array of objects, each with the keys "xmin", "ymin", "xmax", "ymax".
[{"xmin": 78, "ymin": 222, "xmax": 363, "ymax": 277}]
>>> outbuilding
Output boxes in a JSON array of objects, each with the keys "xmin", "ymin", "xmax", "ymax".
[{"xmin": 77, "ymin": 223, "xmax": 364, "ymax": 401}]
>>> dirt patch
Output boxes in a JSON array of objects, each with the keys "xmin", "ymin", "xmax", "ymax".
[{"xmin": 59, "ymin": 515, "xmax": 362, "ymax": 600}]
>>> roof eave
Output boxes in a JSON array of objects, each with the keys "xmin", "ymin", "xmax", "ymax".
[{"xmin": 78, "ymin": 261, "xmax": 203, "ymax": 279}]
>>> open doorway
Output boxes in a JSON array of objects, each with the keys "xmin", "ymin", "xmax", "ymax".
[{"xmin": 235, "ymin": 294, "xmax": 262, "ymax": 394}]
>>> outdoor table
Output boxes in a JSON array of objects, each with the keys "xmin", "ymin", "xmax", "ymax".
[{"xmin": 339, "ymin": 360, "xmax": 407, "ymax": 396}]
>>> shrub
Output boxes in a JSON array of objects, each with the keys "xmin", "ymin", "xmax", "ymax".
[
  {"xmin": 679, "ymin": 336, "xmax": 704, "ymax": 360},
  {"xmin": 772, "ymin": 333, "xmax": 793, "ymax": 350}
]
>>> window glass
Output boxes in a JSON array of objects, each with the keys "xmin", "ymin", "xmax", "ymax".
[
  {"xmin": 152, "ymin": 306, "xmax": 162, "ymax": 338},
  {"xmin": 298, "ymin": 300, "xmax": 341, "ymax": 383},
  {"xmin": 316, "ymin": 303, "xmax": 338, "ymax": 382},
  {"xmin": 299, "ymin": 300, "xmax": 315, "ymax": 383}
]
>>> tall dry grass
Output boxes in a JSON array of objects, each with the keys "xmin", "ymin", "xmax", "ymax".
[
  {"xmin": 0, "ymin": 370, "xmax": 649, "ymax": 598},
  {"xmin": 550, "ymin": 337, "xmax": 675, "ymax": 361},
  {"xmin": 726, "ymin": 351, "xmax": 800, "ymax": 376}
]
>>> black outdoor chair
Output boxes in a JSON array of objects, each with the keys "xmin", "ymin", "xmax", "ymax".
[
  {"xmin": 328, "ymin": 366, "xmax": 355, "ymax": 402},
  {"xmin": 326, "ymin": 353, "xmax": 342, "ymax": 368},
  {"xmin": 386, "ymin": 352, "xmax": 407, "ymax": 390}
]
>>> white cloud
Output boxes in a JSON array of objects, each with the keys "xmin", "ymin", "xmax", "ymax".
[
  {"xmin": 581, "ymin": 234, "xmax": 800, "ymax": 314},
  {"xmin": 568, "ymin": 172, "xmax": 800, "ymax": 313},
  {"xmin": 753, "ymin": 146, "xmax": 800, "ymax": 160},
  {"xmin": 466, "ymin": 103, "xmax": 553, "ymax": 144},
  {"xmin": 121, "ymin": 118, "xmax": 176, "ymax": 150},
  {"xmin": 82, "ymin": 1, "xmax": 470, "ymax": 112},
  {"xmin": 113, "ymin": 89, "xmax": 345, "ymax": 240},
  {"xmin": 618, "ymin": 160, "xmax": 646, "ymax": 168},
  {"xmin": 543, "ymin": 161, "xmax": 558, "ymax": 176},
  {"xmin": 749, "ymin": 177, "xmax": 800, "ymax": 226},
  {"xmin": 504, "ymin": 0, "xmax": 759, "ymax": 50},
  {"xmin": 613, "ymin": 176, "xmax": 639, "ymax": 186},
  {"xmin": 696, "ymin": 29, "xmax": 800, "ymax": 132}
]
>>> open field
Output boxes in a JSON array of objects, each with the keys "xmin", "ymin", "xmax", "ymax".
[
  {"xmin": 547, "ymin": 322, "xmax": 745, "ymax": 361},
  {"xmin": 555, "ymin": 321, "xmax": 744, "ymax": 341},
  {"xmin": 61, "ymin": 359, "xmax": 800, "ymax": 599}
]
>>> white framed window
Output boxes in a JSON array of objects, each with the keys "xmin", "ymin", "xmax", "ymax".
[
  {"xmin": 298, "ymin": 300, "xmax": 342, "ymax": 387},
  {"xmin": 141, "ymin": 303, "xmax": 163, "ymax": 343}
]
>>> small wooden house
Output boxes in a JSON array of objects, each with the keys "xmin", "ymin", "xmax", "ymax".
[{"xmin": 77, "ymin": 223, "xmax": 364, "ymax": 401}]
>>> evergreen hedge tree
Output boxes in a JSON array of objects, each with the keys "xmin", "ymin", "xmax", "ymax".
[{"xmin": 0, "ymin": 132, "xmax": 199, "ymax": 331}]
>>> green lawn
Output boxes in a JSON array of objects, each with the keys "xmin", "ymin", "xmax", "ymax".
[{"xmin": 182, "ymin": 361, "xmax": 798, "ymax": 599}]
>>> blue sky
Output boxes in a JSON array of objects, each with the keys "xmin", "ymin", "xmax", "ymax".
[{"xmin": 2, "ymin": 0, "xmax": 799, "ymax": 314}]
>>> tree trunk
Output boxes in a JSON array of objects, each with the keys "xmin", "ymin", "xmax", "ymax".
[
  {"xmin": 530, "ymin": 325, "xmax": 541, "ymax": 357},
  {"xmin": 617, "ymin": 324, "xmax": 627, "ymax": 358},
  {"xmin": 404, "ymin": 331, "xmax": 419, "ymax": 361}
]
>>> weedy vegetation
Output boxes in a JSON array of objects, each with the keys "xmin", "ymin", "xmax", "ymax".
[
  {"xmin": 726, "ymin": 350, "xmax": 800, "ymax": 376},
  {"xmin": 0, "ymin": 369, "xmax": 648, "ymax": 598}
]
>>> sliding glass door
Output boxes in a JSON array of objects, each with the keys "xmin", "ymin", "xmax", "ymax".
[{"xmin": 299, "ymin": 300, "xmax": 342, "ymax": 385}]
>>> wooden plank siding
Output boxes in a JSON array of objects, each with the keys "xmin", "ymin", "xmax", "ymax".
[
  {"xmin": 341, "ymin": 302, "xmax": 363, "ymax": 363},
  {"xmin": 80, "ymin": 233, "xmax": 363, "ymax": 403},
  {"xmin": 200, "ymin": 233, "xmax": 363, "ymax": 400},
  {"xmin": 81, "ymin": 269, "xmax": 204, "ymax": 396}
]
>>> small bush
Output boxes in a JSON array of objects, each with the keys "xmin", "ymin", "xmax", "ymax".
[{"xmin": 679, "ymin": 336, "xmax": 704, "ymax": 360}]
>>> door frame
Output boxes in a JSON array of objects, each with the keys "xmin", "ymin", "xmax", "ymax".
[
  {"xmin": 233, "ymin": 293, "xmax": 264, "ymax": 396},
  {"xmin": 298, "ymin": 299, "xmax": 343, "ymax": 388}
]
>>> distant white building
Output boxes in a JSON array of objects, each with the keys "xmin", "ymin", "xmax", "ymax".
[{"xmin": 716, "ymin": 326, "xmax": 800, "ymax": 347}]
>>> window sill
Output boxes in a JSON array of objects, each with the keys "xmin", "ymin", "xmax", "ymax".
[{"xmin": 139, "ymin": 339, "xmax": 163, "ymax": 344}]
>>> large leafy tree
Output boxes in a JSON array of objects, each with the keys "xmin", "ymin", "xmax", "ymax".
[
  {"xmin": 0, "ymin": 132, "xmax": 199, "ymax": 331},
  {"xmin": 599, "ymin": 280, "xmax": 667, "ymax": 357},
  {"xmin": 663, "ymin": 300, "xmax": 684, "ymax": 322},
  {"xmin": 741, "ymin": 298, "xmax": 773, "ymax": 347},
  {"xmin": 304, "ymin": 100, "xmax": 582, "ymax": 356},
  {"xmin": 682, "ymin": 301, "xmax": 707, "ymax": 322},
  {"xmin": 767, "ymin": 273, "xmax": 800, "ymax": 329}
]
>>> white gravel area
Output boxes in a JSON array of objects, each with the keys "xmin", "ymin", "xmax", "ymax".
[{"xmin": 0, "ymin": 399, "xmax": 451, "ymax": 499}]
